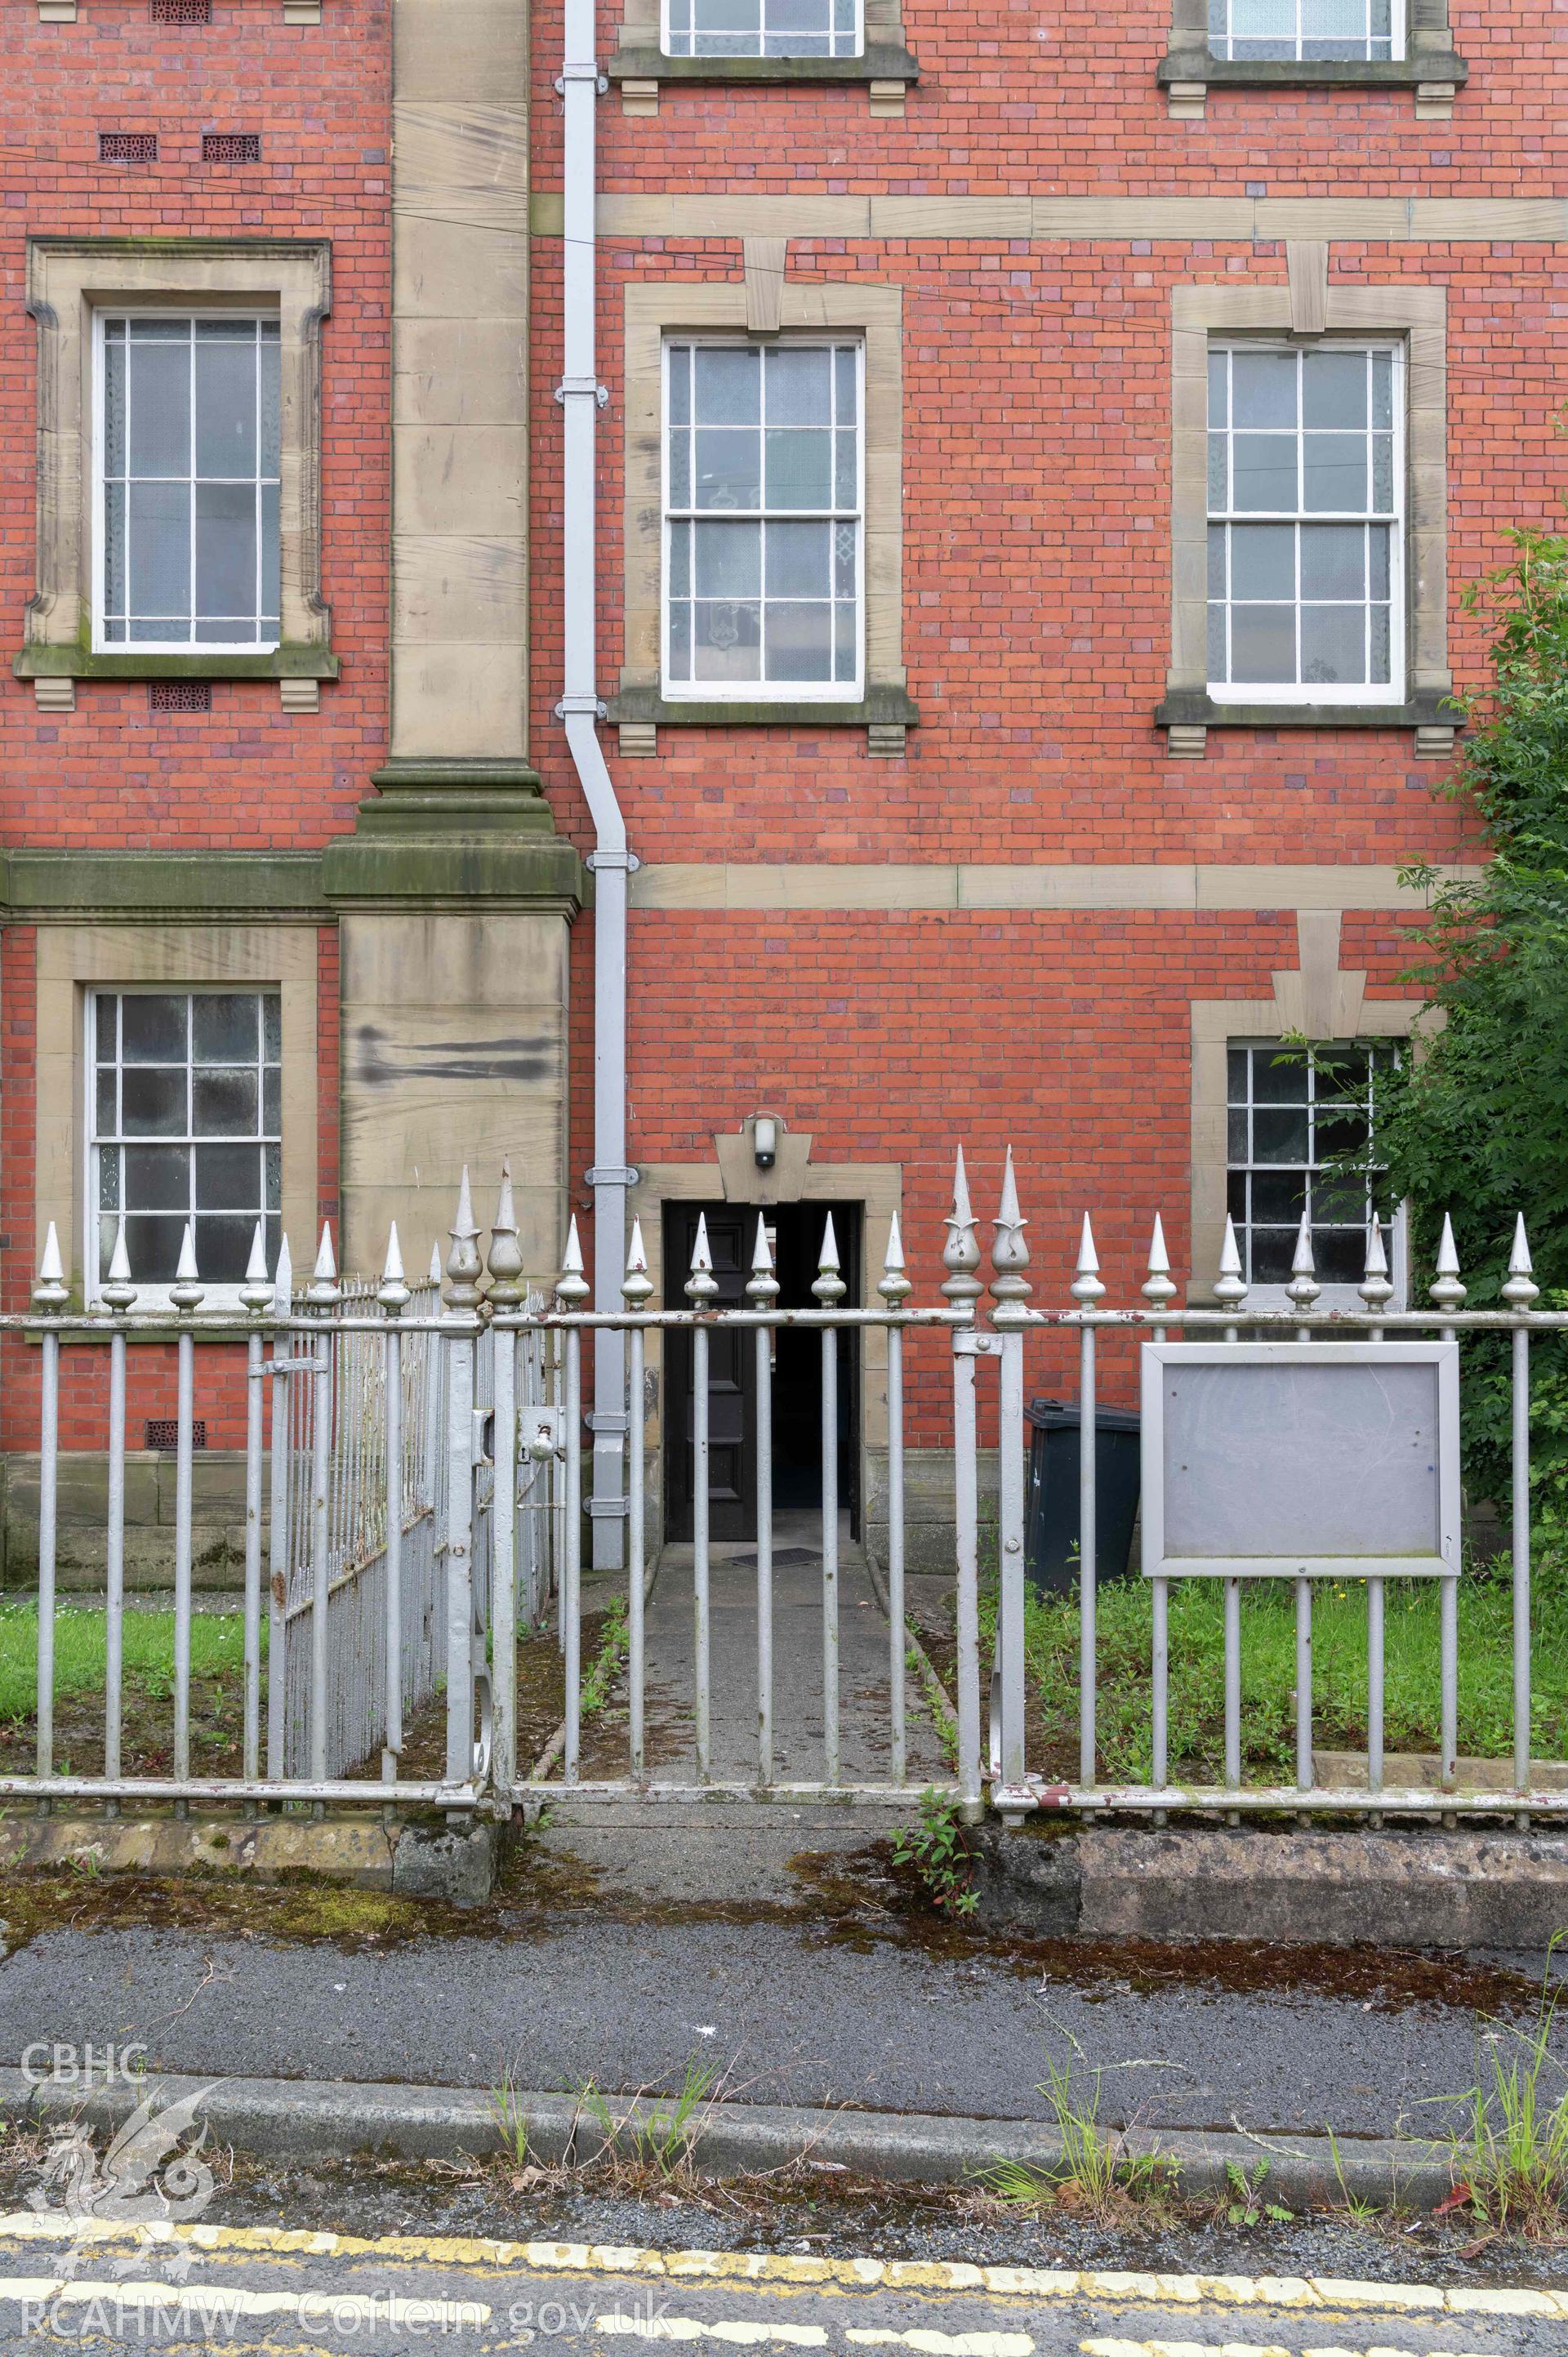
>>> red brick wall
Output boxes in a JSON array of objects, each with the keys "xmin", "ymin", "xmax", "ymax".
[
  {"xmin": 521, "ymin": 1, "xmax": 1565, "ymax": 1309},
  {"xmin": 533, "ymin": 0, "xmax": 1553, "ymax": 202},
  {"xmin": 0, "ymin": 2, "xmax": 387, "ymax": 1452},
  {"xmin": 616, "ymin": 907, "xmax": 1421, "ymax": 1436},
  {"xmin": 0, "ymin": 0, "xmax": 392, "ymax": 851}
]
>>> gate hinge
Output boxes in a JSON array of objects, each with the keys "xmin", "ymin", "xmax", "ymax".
[
  {"xmin": 586, "ymin": 1495, "xmax": 629, "ymax": 1518},
  {"xmin": 954, "ymin": 1331, "xmax": 1002, "ymax": 1358}
]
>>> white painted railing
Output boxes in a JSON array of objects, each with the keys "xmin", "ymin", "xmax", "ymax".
[{"xmin": 7, "ymin": 1149, "xmax": 1564, "ymax": 1827}]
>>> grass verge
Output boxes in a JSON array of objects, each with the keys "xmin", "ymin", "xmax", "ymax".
[
  {"xmin": 983, "ymin": 1562, "xmax": 1568, "ymax": 1784},
  {"xmin": 0, "ymin": 1606, "xmax": 253, "ymax": 1779}
]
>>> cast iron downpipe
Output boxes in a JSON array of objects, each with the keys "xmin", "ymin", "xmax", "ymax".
[{"xmin": 559, "ymin": 0, "xmax": 631, "ymax": 1571}]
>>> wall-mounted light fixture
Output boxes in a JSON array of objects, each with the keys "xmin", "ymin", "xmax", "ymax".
[{"xmin": 752, "ymin": 1114, "xmax": 779, "ymax": 1170}]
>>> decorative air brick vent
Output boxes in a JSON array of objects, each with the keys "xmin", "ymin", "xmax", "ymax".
[
  {"xmin": 203, "ymin": 132, "xmax": 261, "ymax": 163},
  {"xmin": 146, "ymin": 1419, "xmax": 207, "ymax": 1450},
  {"xmin": 149, "ymin": 682, "xmax": 212, "ymax": 714},
  {"xmin": 99, "ymin": 132, "xmax": 158, "ymax": 163},
  {"xmin": 151, "ymin": 0, "xmax": 212, "ymax": 20}
]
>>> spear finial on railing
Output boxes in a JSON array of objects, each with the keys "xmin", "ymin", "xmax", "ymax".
[
  {"xmin": 990, "ymin": 1147, "xmax": 1033, "ymax": 1317},
  {"xmin": 942, "ymin": 1146, "xmax": 982, "ymax": 1307},
  {"xmin": 1285, "ymin": 1211, "xmax": 1321, "ymax": 1318},
  {"xmin": 622, "ymin": 1217, "xmax": 655, "ymax": 1309},
  {"xmin": 746, "ymin": 1219, "xmax": 780, "ymax": 1309},
  {"xmin": 445, "ymin": 1167, "xmax": 483, "ymax": 1309},
  {"xmin": 1358, "ymin": 1219, "xmax": 1394, "ymax": 1315},
  {"xmin": 33, "ymin": 1223, "xmax": 69, "ymax": 1313},
  {"xmin": 273, "ymin": 1232, "xmax": 294, "ymax": 1316},
  {"xmin": 1213, "ymin": 1214, "xmax": 1248, "ymax": 1317},
  {"xmin": 878, "ymin": 1210, "xmax": 911, "ymax": 1308},
  {"xmin": 1502, "ymin": 1214, "xmax": 1539, "ymax": 1311},
  {"xmin": 555, "ymin": 1214, "xmax": 590, "ymax": 1308},
  {"xmin": 1142, "ymin": 1214, "xmax": 1176, "ymax": 1317},
  {"xmin": 240, "ymin": 1221, "xmax": 274, "ymax": 1317},
  {"xmin": 378, "ymin": 1222, "xmax": 411, "ymax": 1315},
  {"xmin": 487, "ymin": 1161, "xmax": 525, "ymax": 1308},
  {"xmin": 171, "ymin": 1220, "xmax": 205, "ymax": 1313},
  {"xmin": 100, "ymin": 1219, "xmax": 137, "ymax": 1316},
  {"xmin": 686, "ymin": 1210, "xmax": 720, "ymax": 1308},
  {"xmin": 1070, "ymin": 1213, "xmax": 1106, "ymax": 1309},
  {"xmin": 428, "ymin": 1242, "xmax": 442, "ymax": 1288},
  {"xmin": 813, "ymin": 1212, "xmax": 847, "ymax": 1307},
  {"xmin": 305, "ymin": 1220, "xmax": 339, "ymax": 1311},
  {"xmin": 1429, "ymin": 1212, "xmax": 1467, "ymax": 1316}
]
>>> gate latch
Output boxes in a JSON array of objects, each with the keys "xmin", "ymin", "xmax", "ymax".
[{"xmin": 522, "ymin": 1406, "xmax": 564, "ymax": 1462}]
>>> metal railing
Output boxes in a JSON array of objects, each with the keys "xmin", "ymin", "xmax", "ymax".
[
  {"xmin": 964, "ymin": 1147, "xmax": 1567, "ymax": 1823},
  {"xmin": 10, "ymin": 1218, "xmax": 488, "ymax": 1810},
  {"xmin": 9, "ymin": 1147, "xmax": 1564, "ymax": 1829}
]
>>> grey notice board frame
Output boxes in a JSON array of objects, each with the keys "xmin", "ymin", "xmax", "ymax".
[{"xmin": 1140, "ymin": 1340, "xmax": 1462, "ymax": 1580}]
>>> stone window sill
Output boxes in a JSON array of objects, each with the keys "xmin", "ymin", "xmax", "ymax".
[
  {"xmin": 607, "ymin": 684, "xmax": 919, "ymax": 757},
  {"xmin": 1157, "ymin": 51, "xmax": 1468, "ymax": 118},
  {"xmin": 14, "ymin": 646, "xmax": 339, "ymax": 714},
  {"xmin": 605, "ymin": 43, "xmax": 920, "ymax": 114},
  {"xmin": 1156, "ymin": 690, "xmax": 1461, "ymax": 760}
]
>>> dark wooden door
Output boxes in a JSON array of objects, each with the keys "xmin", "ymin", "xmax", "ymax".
[{"xmin": 665, "ymin": 1205, "xmax": 756, "ymax": 1542}]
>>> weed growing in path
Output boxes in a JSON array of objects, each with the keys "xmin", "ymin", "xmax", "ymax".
[
  {"xmin": 889, "ymin": 1788, "xmax": 976, "ymax": 1917},
  {"xmin": 577, "ymin": 2058, "xmax": 722, "ymax": 2191},
  {"xmin": 1219, "ymin": 2159, "xmax": 1294, "ymax": 2227},
  {"xmin": 977, "ymin": 2056, "xmax": 1178, "ymax": 2226},
  {"xmin": 1439, "ymin": 1936, "xmax": 1568, "ymax": 2240},
  {"xmin": 580, "ymin": 1595, "xmax": 630, "ymax": 1722},
  {"xmin": 488, "ymin": 2075, "xmax": 532, "ymax": 2171}
]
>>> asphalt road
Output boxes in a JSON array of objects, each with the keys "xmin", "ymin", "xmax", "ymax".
[
  {"xmin": 0, "ymin": 1912, "xmax": 1556, "ymax": 2142},
  {"xmin": 0, "ymin": 2218, "xmax": 1558, "ymax": 2357}
]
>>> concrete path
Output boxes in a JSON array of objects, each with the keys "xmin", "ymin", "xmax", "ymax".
[{"xmin": 636, "ymin": 1516, "xmax": 951, "ymax": 1786}]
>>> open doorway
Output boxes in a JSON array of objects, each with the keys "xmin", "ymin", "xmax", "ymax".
[{"xmin": 662, "ymin": 1201, "xmax": 862, "ymax": 1545}]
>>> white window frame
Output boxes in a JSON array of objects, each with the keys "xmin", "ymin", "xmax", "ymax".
[
  {"xmin": 1225, "ymin": 1036, "xmax": 1409, "ymax": 1312},
  {"xmin": 1207, "ymin": 338, "xmax": 1405, "ymax": 708},
  {"xmin": 91, "ymin": 308, "xmax": 282, "ymax": 657},
  {"xmin": 662, "ymin": 335, "xmax": 866, "ymax": 704},
  {"xmin": 661, "ymin": 0, "xmax": 865, "ymax": 59},
  {"xmin": 85, "ymin": 985, "xmax": 283, "ymax": 1310},
  {"xmin": 1207, "ymin": 0, "xmax": 1405, "ymax": 62}
]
